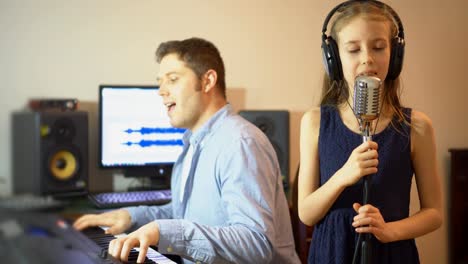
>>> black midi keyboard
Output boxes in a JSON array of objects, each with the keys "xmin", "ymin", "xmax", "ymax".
[
  {"xmin": 82, "ymin": 226, "xmax": 176, "ymax": 264},
  {"xmin": 0, "ymin": 209, "xmax": 175, "ymax": 264}
]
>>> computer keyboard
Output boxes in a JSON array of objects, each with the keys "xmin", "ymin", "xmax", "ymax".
[{"xmin": 88, "ymin": 189, "xmax": 172, "ymax": 209}]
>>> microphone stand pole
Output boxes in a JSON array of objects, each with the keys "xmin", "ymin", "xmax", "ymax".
[{"xmin": 360, "ymin": 120, "xmax": 372, "ymax": 264}]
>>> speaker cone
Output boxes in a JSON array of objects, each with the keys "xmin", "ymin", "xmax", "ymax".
[
  {"xmin": 53, "ymin": 118, "xmax": 76, "ymax": 142},
  {"xmin": 48, "ymin": 149, "xmax": 79, "ymax": 181}
]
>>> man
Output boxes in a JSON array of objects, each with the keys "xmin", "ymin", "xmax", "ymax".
[{"xmin": 74, "ymin": 37, "xmax": 300, "ymax": 264}]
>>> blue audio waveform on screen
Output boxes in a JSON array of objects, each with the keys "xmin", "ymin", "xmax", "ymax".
[
  {"xmin": 122, "ymin": 126, "xmax": 185, "ymax": 148},
  {"xmin": 123, "ymin": 139, "xmax": 184, "ymax": 147},
  {"xmin": 124, "ymin": 127, "xmax": 186, "ymax": 135}
]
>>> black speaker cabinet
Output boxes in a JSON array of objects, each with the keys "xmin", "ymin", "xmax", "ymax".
[
  {"xmin": 12, "ymin": 111, "xmax": 88, "ymax": 197},
  {"xmin": 239, "ymin": 110, "xmax": 290, "ymax": 191}
]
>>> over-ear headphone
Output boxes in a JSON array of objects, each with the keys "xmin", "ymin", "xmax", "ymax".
[{"xmin": 321, "ymin": 0, "xmax": 405, "ymax": 81}]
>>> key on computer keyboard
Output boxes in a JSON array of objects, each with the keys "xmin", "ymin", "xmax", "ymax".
[{"xmin": 88, "ymin": 189, "xmax": 172, "ymax": 209}]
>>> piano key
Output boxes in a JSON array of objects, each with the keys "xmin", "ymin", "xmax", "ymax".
[{"xmin": 81, "ymin": 226, "xmax": 176, "ymax": 264}]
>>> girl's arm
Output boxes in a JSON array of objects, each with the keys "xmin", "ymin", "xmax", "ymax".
[{"xmin": 297, "ymin": 108, "xmax": 378, "ymax": 226}]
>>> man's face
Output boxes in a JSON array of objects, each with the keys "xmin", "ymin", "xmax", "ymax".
[{"xmin": 156, "ymin": 53, "xmax": 204, "ymax": 131}]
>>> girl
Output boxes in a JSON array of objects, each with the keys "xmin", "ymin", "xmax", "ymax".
[{"xmin": 297, "ymin": 1, "xmax": 442, "ymax": 263}]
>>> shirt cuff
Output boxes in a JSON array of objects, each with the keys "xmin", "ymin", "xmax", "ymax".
[
  {"xmin": 124, "ymin": 206, "xmax": 147, "ymax": 228},
  {"xmin": 155, "ymin": 219, "xmax": 184, "ymax": 254},
  {"xmin": 156, "ymin": 219, "xmax": 217, "ymax": 263}
]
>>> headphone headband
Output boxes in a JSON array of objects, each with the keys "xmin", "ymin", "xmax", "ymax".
[{"xmin": 322, "ymin": 0, "xmax": 404, "ymax": 39}]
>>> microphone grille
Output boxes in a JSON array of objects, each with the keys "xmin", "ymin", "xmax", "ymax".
[{"xmin": 353, "ymin": 76, "xmax": 381, "ymax": 121}]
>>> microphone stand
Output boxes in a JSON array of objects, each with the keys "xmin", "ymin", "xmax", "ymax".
[
  {"xmin": 360, "ymin": 120, "xmax": 372, "ymax": 264},
  {"xmin": 352, "ymin": 120, "xmax": 373, "ymax": 264}
]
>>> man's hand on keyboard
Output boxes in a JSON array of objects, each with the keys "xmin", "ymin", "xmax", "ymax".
[
  {"xmin": 73, "ymin": 209, "xmax": 132, "ymax": 235},
  {"xmin": 108, "ymin": 221, "xmax": 160, "ymax": 263}
]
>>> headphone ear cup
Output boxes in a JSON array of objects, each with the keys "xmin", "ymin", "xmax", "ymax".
[
  {"xmin": 321, "ymin": 36, "xmax": 343, "ymax": 81},
  {"xmin": 387, "ymin": 37, "xmax": 405, "ymax": 80}
]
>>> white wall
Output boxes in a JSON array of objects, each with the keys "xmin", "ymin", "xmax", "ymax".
[{"xmin": 1, "ymin": 1, "xmax": 467, "ymax": 263}]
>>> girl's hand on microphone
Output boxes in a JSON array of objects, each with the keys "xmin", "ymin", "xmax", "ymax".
[{"xmin": 337, "ymin": 141, "xmax": 378, "ymax": 187}]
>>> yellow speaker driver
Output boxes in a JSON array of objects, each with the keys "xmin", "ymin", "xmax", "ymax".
[{"xmin": 49, "ymin": 150, "xmax": 78, "ymax": 181}]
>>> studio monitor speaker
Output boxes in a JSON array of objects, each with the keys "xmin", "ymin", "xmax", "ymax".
[
  {"xmin": 12, "ymin": 111, "xmax": 88, "ymax": 197},
  {"xmin": 239, "ymin": 110, "xmax": 290, "ymax": 191}
]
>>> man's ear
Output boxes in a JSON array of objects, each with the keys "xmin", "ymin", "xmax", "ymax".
[{"xmin": 203, "ymin": 69, "xmax": 217, "ymax": 93}]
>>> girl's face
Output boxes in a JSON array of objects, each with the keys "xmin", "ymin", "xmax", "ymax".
[{"xmin": 337, "ymin": 16, "xmax": 392, "ymax": 93}]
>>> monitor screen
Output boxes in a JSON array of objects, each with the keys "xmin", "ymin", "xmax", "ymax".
[{"xmin": 99, "ymin": 85, "xmax": 185, "ymax": 187}]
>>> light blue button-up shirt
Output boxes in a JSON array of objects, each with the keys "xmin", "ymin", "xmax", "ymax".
[{"xmin": 127, "ymin": 104, "xmax": 300, "ymax": 264}]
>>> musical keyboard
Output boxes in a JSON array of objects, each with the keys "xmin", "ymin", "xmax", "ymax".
[
  {"xmin": 0, "ymin": 209, "xmax": 120, "ymax": 264},
  {"xmin": 0, "ymin": 209, "xmax": 176, "ymax": 264},
  {"xmin": 82, "ymin": 226, "xmax": 176, "ymax": 264}
]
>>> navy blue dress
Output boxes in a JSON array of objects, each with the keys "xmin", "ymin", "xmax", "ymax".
[{"xmin": 308, "ymin": 105, "xmax": 420, "ymax": 264}]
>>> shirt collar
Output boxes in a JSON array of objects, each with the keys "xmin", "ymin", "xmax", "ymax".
[{"xmin": 182, "ymin": 104, "xmax": 233, "ymax": 148}]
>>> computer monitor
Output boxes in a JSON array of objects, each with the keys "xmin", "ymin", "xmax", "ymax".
[{"xmin": 99, "ymin": 85, "xmax": 185, "ymax": 190}]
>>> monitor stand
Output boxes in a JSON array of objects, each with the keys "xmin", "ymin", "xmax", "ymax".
[{"xmin": 123, "ymin": 165, "xmax": 172, "ymax": 191}]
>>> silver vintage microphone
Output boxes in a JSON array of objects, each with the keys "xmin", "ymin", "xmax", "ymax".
[
  {"xmin": 353, "ymin": 75, "xmax": 382, "ymax": 141},
  {"xmin": 352, "ymin": 75, "xmax": 382, "ymax": 264}
]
